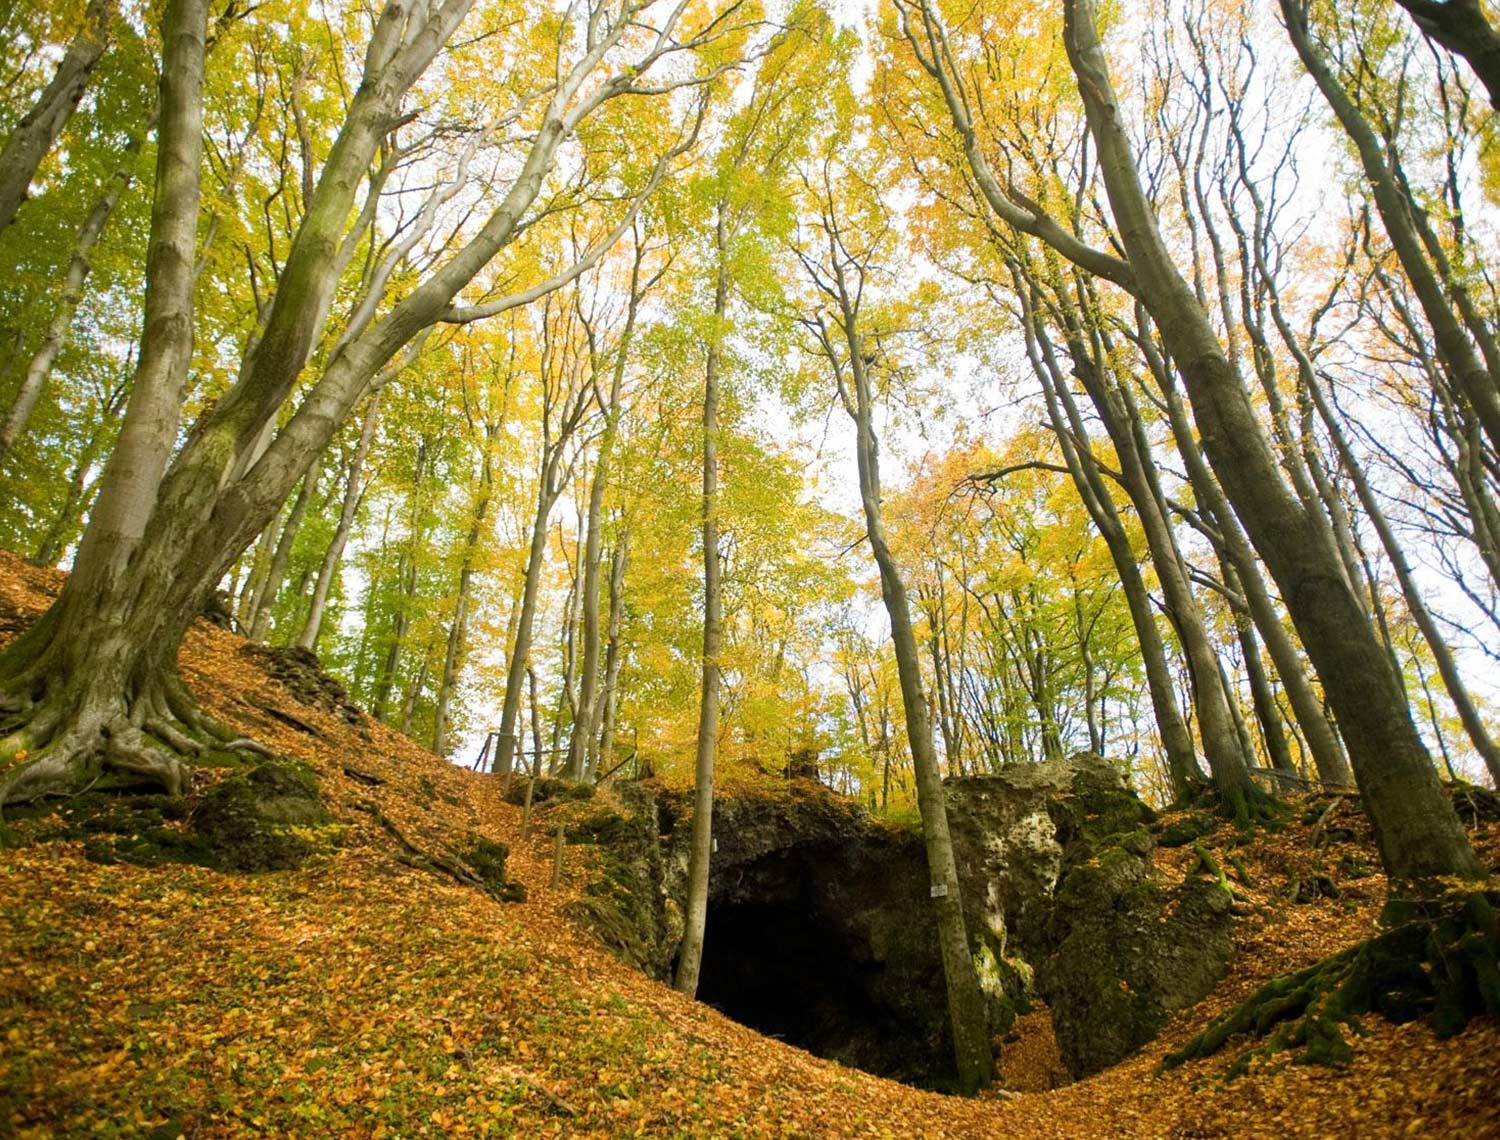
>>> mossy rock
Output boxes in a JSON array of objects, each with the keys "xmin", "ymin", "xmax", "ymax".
[
  {"xmin": 189, "ymin": 762, "xmax": 332, "ymax": 872},
  {"xmin": 1040, "ymin": 824, "xmax": 1234, "ymax": 1077},
  {"xmin": 6, "ymin": 791, "xmax": 192, "ymax": 867},
  {"xmin": 503, "ymin": 777, "xmax": 595, "ymax": 807},
  {"xmin": 562, "ymin": 789, "xmax": 668, "ymax": 973},
  {"xmin": 17, "ymin": 764, "xmax": 335, "ymax": 873},
  {"xmin": 459, "ymin": 836, "xmax": 527, "ymax": 903},
  {"xmin": 1157, "ymin": 812, "xmax": 1216, "ymax": 848},
  {"xmin": 1165, "ymin": 889, "xmax": 1500, "ymax": 1076}
]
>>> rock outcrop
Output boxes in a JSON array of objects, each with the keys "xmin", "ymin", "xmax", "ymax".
[{"xmin": 556, "ymin": 755, "xmax": 1235, "ymax": 1084}]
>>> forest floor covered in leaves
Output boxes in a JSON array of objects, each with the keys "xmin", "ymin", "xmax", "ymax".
[{"xmin": 2, "ymin": 552, "xmax": 1498, "ymax": 1139}]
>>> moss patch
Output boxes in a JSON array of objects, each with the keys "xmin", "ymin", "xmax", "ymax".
[
  {"xmin": 459, "ymin": 836, "xmax": 528, "ymax": 903},
  {"xmin": 11, "ymin": 761, "xmax": 339, "ymax": 873},
  {"xmin": 1165, "ymin": 888, "xmax": 1500, "ymax": 1077}
]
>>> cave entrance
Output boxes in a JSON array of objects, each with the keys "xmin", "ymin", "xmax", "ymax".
[{"xmin": 691, "ymin": 850, "xmax": 955, "ymax": 1090}]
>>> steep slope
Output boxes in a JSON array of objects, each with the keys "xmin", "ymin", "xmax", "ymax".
[{"xmin": 2, "ymin": 551, "xmax": 1497, "ymax": 1139}]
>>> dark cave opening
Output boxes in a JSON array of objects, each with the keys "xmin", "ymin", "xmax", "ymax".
[{"xmin": 691, "ymin": 849, "xmax": 955, "ymax": 1090}]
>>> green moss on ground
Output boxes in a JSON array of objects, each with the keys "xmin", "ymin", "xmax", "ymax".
[
  {"xmin": 1164, "ymin": 888, "xmax": 1500, "ymax": 1077},
  {"xmin": 7, "ymin": 761, "xmax": 341, "ymax": 873}
]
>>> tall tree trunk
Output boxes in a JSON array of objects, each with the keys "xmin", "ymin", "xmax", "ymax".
[
  {"xmin": 1061, "ymin": 0, "xmax": 1480, "ymax": 885},
  {"xmin": 0, "ymin": 0, "xmax": 207, "ymax": 803},
  {"xmin": 675, "ymin": 215, "xmax": 729, "ymax": 1000},
  {"xmin": 250, "ymin": 465, "xmax": 319, "ymax": 641},
  {"xmin": 0, "ymin": 0, "xmax": 659, "ymax": 807},
  {"xmin": 433, "ymin": 425, "xmax": 497, "ymax": 756},
  {"xmin": 0, "ymin": 0, "xmax": 112, "ymax": 235},
  {"xmin": 1394, "ymin": 0, "xmax": 1500, "ymax": 112},
  {"xmin": 1040, "ymin": 311, "xmax": 1255, "ymax": 810},
  {"xmin": 1222, "ymin": 558, "xmax": 1298, "ymax": 778},
  {"xmin": 400, "ymin": 649, "xmax": 430, "ymax": 737},
  {"xmin": 566, "ymin": 240, "xmax": 646, "ymax": 780},
  {"xmin": 563, "ymin": 457, "xmax": 610, "ymax": 781},
  {"xmin": 838, "ymin": 321, "xmax": 993, "ymax": 1092},
  {"xmin": 1283, "ymin": 0, "xmax": 1500, "ymax": 460},
  {"xmin": 1145, "ymin": 326, "xmax": 1355, "ymax": 787},
  {"xmin": 1305, "ymin": 369, "xmax": 1500, "ymax": 787},
  {"xmin": 0, "ymin": 120, "xmax": 145, "ymax": 461},
  {"xmin": 31, "ymin": 379, "xmax": 127, "ymax": 566},
  {"xmin": 595, "ymin": 532, "xmax": 628, "ymax": 777},
  {"xmin": 1019, "ymin": 295, "xmax": 1203, "ymax": 800},
  {"xmin": 372, "ymin": 437, "xmax": 430, "ymax": 722},
  {"xmin": 299, "ymin": 393, "xmax": 380, "ymax": 651},
  {"xmin": 237, "ymin": 523, "xmax": 276, "ymax": 630},
  {"xmin": 495, "ymin": 457, "xmax": 564, "ymax": 778},
  {"xmin": 1025, "ymin": 270, "xmax": 1250, "ymax": 799}
]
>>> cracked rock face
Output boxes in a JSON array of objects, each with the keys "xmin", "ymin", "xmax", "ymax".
[{"xmin": 561, "ymin": 755, "xmax": 1233, "ymax": 1084}]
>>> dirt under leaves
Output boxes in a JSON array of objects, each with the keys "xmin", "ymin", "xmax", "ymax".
[{"xmin": 1, "ymin": 552, "xmax": 1498, "ymax": 1138}]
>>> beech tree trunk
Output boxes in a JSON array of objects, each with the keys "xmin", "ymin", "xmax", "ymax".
[
  {"xmin": 495, "ymin": 363, "xmax": 590, "ymax": 777},
  {"xmin": 1144, "ymin": 328, "xmax": 1354, "ymax": 788},
  {"xmin": 595, "ymin": 534, "xmax": 628, "ymax": 776},
  {"xmin": 433, "ymin": 418, "xmax": 499, "ymax": 756},
  {"xmin": 1020, "ymin": 268, "xmax": 1253, "ymax": 809},
  {"xmin": 1305, "ymin": 370, "xmax": 1500, "ymax": 787},
  {"xmin": 565, "ymin": 237, "xmax": 645, "ymax": 781},
  {"xmin": 250, "ymin": 466, "xmax": 319, "ymax": 641},
  {"xmin": 0, "ymin": 121, "xmax": 144, "ymax": 461},
  {"xmin": 0, "ymin": 0, "xmax": 688, "ymax": 807},
  {"xmin": 841, "ymin": 327, "xmax": 994, "ymax": 1093},
  {"xmin": 1018, "ymin": 297, "xmax": 1204, "ymax": 801},
  {"xmin": 0, "ymin": 0, "xmax": 207, "ymax": 804},
  {"xmin": 299, "ymin": 393, "xmax": 380, "ymax": 651},
  {"xmin": 1061, "ymin": 0, "xmax": 1480, "ymax": 886},
  {"xmin": 0, "ymin": 0, "xmax": 112, "ymax": 235},
  {"xmin": 1282, "ymin": 0, "xmax": 1500, "ymax": 461},
  {"xmin": 1394, "ymin": 0, "xmax": 1500, "ymax": 111},
  {"xmin": 675, "ymin": 215, "xmax": 729, "ymax": 999},
  {"xmin": 1222, "ymin": 558, "xmax": 1298, "ymax": 778}
]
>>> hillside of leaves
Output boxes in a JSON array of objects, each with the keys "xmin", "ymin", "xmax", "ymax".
[{"xmin": 2, "ymin": 551, "xmax": 1497, "ymax": 1140}]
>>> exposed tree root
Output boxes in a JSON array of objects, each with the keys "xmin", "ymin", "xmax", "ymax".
[
  {"xmin": 1195, "ymin": 781, "xmax": 1283, "ymax": 831},
  {"xmin": 1163, "ymin": 889, "xmax": 1500, "ymax": 1077},
  {"xmin": 351, "ymin": 799, "xmax": 527, "ymax": 903},
  {"xmin": 0, "ymin": 680, "xmax": 271, "ymax": 810}
]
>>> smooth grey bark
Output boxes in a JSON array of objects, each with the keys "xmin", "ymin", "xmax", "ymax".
[
  {"xmin": 299, "ymin": 392, "xmax": 380, "ymax": 651},
  {"xmin": 372, "ymin": 436, "xmax": 431, "ymax": 721},
  {"xmin": 0, "ymin": 0, "xmax": 206, "ymax": 803},
  {"xmin": 399, "ymin": 645, "xmax": 430, "ymax": 736},
  {"xmin": 0, "ymin": 0, "xmax": 112, "ymax": 235},
  {"xmin": 1141, "ymin": 316, "xmax": 1355, "ymax": 788},
  {"xmin": 551, "ymin": 514, "xmax": 584, "ymax": 765},
  {"xmin": 797, "ymin": 199, "xmax": 993, "ymax": 1089},
  {"xmin": 1305, "ymin": 368, "xmax": 1500, "ymax": 787},
  {"xmin": 565, "ymin": 234, "xmax": 648, "ymax": 781},
  {"xmin": 237, "ymin": 524, "xmax": 276, "ymax": 629},
  {"xmin": 1394, "ymin": 0, "xmax": 1500, "ymax": 110},
  {"xmin": 1, "ymin": 0, "xmax": 716, "ymax": 810},
  {"xmin": 249, "ymin": 465, "xmax": 318, "ymax": 640},
  {"xmin": 1283, "ymin": 0, "xmax": 1500, "ymax": 461},
  {"xmin": 494, "ymin": 335, "xmax": 593, "ymax": 780},
  {"xmin": 1056, "ymin": 0, "xmax": 1479, "ymax": 883},
  {"xmin": 434, "ymin": 411, "xmax": 502, "ymax": 756},
  {"xmin": 0, "ymin": 121, "xmax": 145, "ymax": 461},
  {"xmin": 675, "ymin": 213, "xmax": 729, "ymax": 1000},
  {"xmin": 1036, "ymin": 310, "xmax": 1255, "ymax": 807},
  {"xmin": 595, "ymin": 532, "xmax": 628, "ymax": 776},
  {"xmin": 563, "ymin": 449, "xmax": 609, "ymax": 780},
  {"xmin": 836, "ymin": 314, "xmax": 993, "ymax": 1093},
  {"xmin": 31, "ymin": 374, "xmax": 128, "ymax": 566},
  {"xmin": 1015, "ymin": 284, "xmax": 1204, "ymax": 800},
  {"xmin": 1225, "ymin": 558, "xmax": 1298, "ymax": 778}
]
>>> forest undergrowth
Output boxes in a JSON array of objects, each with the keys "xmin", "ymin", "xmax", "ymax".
[{"xmin": 2, "ymin": 551, "xmax": 1497, "ymax": 1140}]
